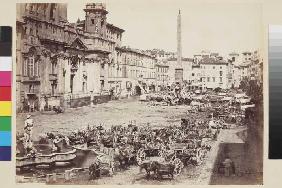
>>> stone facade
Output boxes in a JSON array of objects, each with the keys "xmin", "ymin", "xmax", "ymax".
[
  {"xmin": 190, "ymin": 64, "xmax": 202, "ymax": 90},
  {"xmin": 167, "ymin": 58, "xmax": 193, "ymax": 85},
  {"xmin": 228, "ymin": 50, "xmax": 263, "ymax": 89},
  {"xmin": 155, "ymin": 62, "xmax": 169, "ymax": 91},
  {"xmin": 199, "ymin": 59, "xmax": 229, "ymax": 90},
  {"xmin": 16, "ymin": 4, "xmax": 263, "ymax": 112},
  {"xmin": 108, "ymin": 47, "xmax": 157, "ymax": 97},
  {"xmin": 16, "ymin": 3, "xmax": 125, "ymax": 112}
]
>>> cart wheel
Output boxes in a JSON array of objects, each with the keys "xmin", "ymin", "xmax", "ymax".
[
  {"xmin": 237, "ymin": 117, "xmax": 242, "ymax": 123},
  {"xmin": 173, "ymin": 158, "xmax": 184, "ymax": 176},
  {"xmin": 158, "ymin": 149, "xmax": 166, "ymax": 158},
  {"xmin": 137, "ymin": 148, "xmax": 146, "ymax": 165}
]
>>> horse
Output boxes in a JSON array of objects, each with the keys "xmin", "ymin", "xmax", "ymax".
[
  {"xmin": 113, "ymin": 147, "xmax": 130, "ymax": 170},
  {"xmin": 155, "ymin": 162, "xmax": 175, "ymax": 179},
  {"xmin": 89, "ymin": 162, "xmax": 101, "ymax": 180},
  {"xmin": 53, "ymin": 106, "xmax": 64, "ymax": 114},
  {"xmin": 139, "ymin": 161, "xmax": 159, "ymax": 178},
  {"xmin": 101, "ymin": 135, "xmax": 114, "ymax": 148}
]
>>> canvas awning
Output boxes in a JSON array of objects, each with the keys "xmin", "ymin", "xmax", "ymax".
[{"xmin": 222, "ymin": 97, "xmax": 232, "ymax": 101}]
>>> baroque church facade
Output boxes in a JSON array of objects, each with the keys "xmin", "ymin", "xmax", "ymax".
[{"xmin": 16, "ymin": 3, "xmax": 127, "ymax": 112}]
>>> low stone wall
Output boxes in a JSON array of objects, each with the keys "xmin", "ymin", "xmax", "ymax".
[
  {"xmin": 93, "ymin": 95, "xmax": 111, "ymax": 105},
  {"xmin": 66, "ymin": 95, "xmax": 111, "ymax": 108},
  {"xmin": 69, "ymin": 96, "xmax": 91, "ymax": 108}
]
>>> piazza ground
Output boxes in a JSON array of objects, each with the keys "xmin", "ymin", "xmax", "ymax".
[{"xmin": 16, "ymin": 97, "xmax": 262, "ymax": 184}]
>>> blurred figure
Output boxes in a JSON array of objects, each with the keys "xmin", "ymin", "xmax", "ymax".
[
  {"xmin": 23, "ymin": 114, "xmax": 35, "ymax": 155},
  {"xmin": 223, "ymin": 156, "xmax": 233, "ymax": 177}
]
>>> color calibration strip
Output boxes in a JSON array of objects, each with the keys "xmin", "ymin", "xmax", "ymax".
[{"xmin": 0, "ymin": 26, "xmax": 12, "ymax": 161}]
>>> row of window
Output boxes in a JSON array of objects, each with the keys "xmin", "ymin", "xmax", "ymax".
[
  {"xmin": 26, "ymin": 21, "xmax": 65, "ymax": 40},
  {"xmin": 125, "ymin": 58, "xmax": 155, "ymax": 68},
  {"xmin": 25, "ymin": 20, "xmax": 117, "ymax": 51},
  {"xmin": 106, "ymin": 29, "xmax": 122, "ymax": 42},
  {"xmin": 22, "ymin": 56, "xmax": 157, "ymax": 79},
  {"xmin": 22, "ymin": 56, "xmax": 57, "ymax": 77},
  {"xmin": 157, "ymin": 67, "xmax": 168, "ymax": 73},
  {"xmin": 94, "ymin": 38, "xmax": 114, "ymax": 52},
  {"xmin": 201, "ymin": 70, "xmax": 223, "ymax": 77},
  {"xmin": 128, "ymin": 69, "xmax": 155, "ymax": 79},
  {"xmin": 202, "ymin": 77, "xmax": 223, "ymax": 83},
  {"xmin": 118, "ymin": 53, "xmax": 155, "ymax": 68},
  {"xmin": 200, "ymin": 65, "xmax": 223, "ymax": 69},
  {"xmin": 108, "ymin": 65, "xmax": 122, "ymax": 78},
  {"xmin": 157, "ymin": 75, "xmax": 168, "ymax": 81}
]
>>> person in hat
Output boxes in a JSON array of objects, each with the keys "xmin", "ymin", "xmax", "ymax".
[{"xmin": 52, "ymin": 136, "xmax": 61, "ymax": 153}]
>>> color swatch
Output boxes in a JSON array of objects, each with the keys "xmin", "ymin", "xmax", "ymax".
[{"xmin": 0, "ymin": 26, "xmax": 12, "ymax": 161}]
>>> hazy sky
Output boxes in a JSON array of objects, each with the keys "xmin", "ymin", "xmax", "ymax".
[{"xmin": 68, "ymin": 0, "xmax": 263, "ymax": 58}]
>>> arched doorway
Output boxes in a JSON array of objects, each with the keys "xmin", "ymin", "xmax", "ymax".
[
  {"xmin": 26, "ymin": 94, "xmax": 39, "ymax": 112},
  {"xmin": 135, "ymin": 85, "xmax": 142, "ymax": 96}
]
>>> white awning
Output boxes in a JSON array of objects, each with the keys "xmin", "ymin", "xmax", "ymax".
[
  {"xmin": 237, "ymin": 98, "xmax": 251, "ymax": 103},
  {"xmin": 222, "ymin": 97, "xmax": 232, "ymax": 101}
]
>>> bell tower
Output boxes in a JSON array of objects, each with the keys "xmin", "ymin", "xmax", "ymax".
[{"xmin": 84, "ymin": 3, "xmax": 108, "ymax": 37}]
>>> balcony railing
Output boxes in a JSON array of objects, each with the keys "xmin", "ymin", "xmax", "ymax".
[
  {"xmin": 22, "ymin": 11, "xmax": 43, "ymax": 21},
  {"xmin": 22, "ymin": 76, "xmax": 40, "ymax": 83},
  {"xmin": 93, "ymin": 46, "xmax": 112, "ymax": 53},
  {"xmin": 38, "ymin": 29, "xmax": 65, "ymax": 44},
  {"xmin": 26, "ymin": 88, "xmax": 40, "ymax": 94}
]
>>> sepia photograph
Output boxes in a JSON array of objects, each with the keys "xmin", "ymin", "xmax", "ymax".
[{"xmin": 15, "ymin": 1, "xmax": 263, "ymax": 185}]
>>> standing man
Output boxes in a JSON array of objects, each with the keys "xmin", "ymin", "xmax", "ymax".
[
  {"xmin": 90, "ymin": 91, "xmax": 94, "ymax": 107},
  {"xmin": 27, "ymin": 100, "xmax": 30, "ymax": 112},
  {"xmin": 109, "ymin": 87, "xmax": 114, "ymax": 100},
  {"xmin": 223, "ymin": 156, "xmax": 233, "ymax": 177}
]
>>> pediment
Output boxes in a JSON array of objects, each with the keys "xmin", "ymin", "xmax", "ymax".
[{"xmin": 70, "ymin": 37, "xmax": 88, "ymax": 50}]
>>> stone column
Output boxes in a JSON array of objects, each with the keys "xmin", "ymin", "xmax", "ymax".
[
  {"xmin": 45, "ymin": 4, "xmax": 51, "ymax": 21},
  {"xmin": 64, "ymin": 58, "xmax": 70, "ymax": 94},
  {"xmin": 93, "ymin": 61, "xmax": 101, "ymax": 95},
  {"xmin": 104, "ymin": 63, "xmax": 109, "ymax": 92}
]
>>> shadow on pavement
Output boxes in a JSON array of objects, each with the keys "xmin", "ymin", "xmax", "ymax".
[{"xmin": 209, "ymin": 142, "xmax": 262, "ymax": 185}]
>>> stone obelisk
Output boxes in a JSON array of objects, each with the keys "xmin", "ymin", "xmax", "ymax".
[
  {"xmin": 175, "ymin": 9, "xmax": 183, "ymax": 83},
  {"xmin": 177, "ymin": 9, "xmax": 182, "ymax": 67}
]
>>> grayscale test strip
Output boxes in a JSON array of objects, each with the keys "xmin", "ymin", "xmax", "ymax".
[
  {"xmin": 0, "ymin": 26, "xmax": 12, "ymax": 56},
  {"xmin": 269, "ymin": 25, "xmax": 282, "ymax": 159}
]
